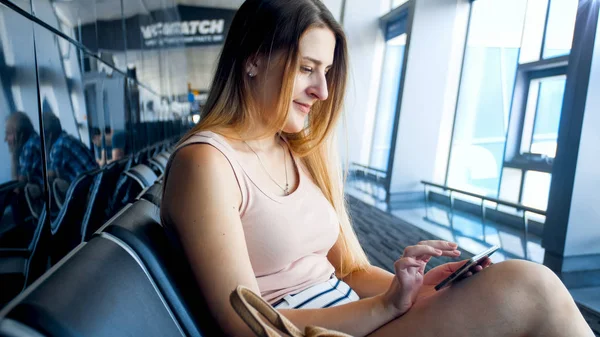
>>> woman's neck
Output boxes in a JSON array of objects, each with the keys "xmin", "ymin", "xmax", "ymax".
[{"xmin": 242, "ymin": 132, "xmax": 281, "ymax": 152}]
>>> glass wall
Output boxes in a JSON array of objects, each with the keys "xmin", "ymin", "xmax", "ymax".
[
  {"xmin": 446, "ymin": 0, "xmax": 577, "ymax": 211},
  {"xmin": 369, "ymin": 33, "xmax": 406, "ymax": 171},
  {"xmin": 0, "ymin": 0, "xmax": 191, "ymax": 306},
  {"xmin": 446, "ymin": 0, "xmax": 527, "ymax": 197}
]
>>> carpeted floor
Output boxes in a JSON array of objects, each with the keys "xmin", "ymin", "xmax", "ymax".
[{"xmin": 347, "ymin": 195, "xmax": 473, "ymax": 272}]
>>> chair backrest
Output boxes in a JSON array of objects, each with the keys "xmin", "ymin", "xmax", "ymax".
[
  {"xmin": 125, "ymin": 164, "xmax": 158, "ymax": 189},
  {"xmin": 0, "ymin": 234, "xmax": 193, "ymax": 337},
  {"xmin": 24, "ymin": 208, "xmax": 49, "ymax": 287},
  {"xmin": 96, "ymin": 199, "xmax": 220, "ymax": 336},
  {"xmin": 111, "ymin": 164, "xmax": 158, "ymax": 212},
  {"xmin": 85, "ymin": 157, "xmax": 132, "ymax": 237},
  {"xmin": 137, "ymin": 183, "xmax": 162, "ymax": 207},
  {"xmin": 149, "ymin": 155, "xmax": 169, "ymax": 174},
  {"xmin": 49, "ymin": 169, "xmax": 102, "ymax": 264},
  {"xmin": 0, "ymin": 181, "xmax": 25, "ymax": 224}
]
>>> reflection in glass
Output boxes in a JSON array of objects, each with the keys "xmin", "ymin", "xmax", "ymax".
[
  {"xmin": 0, "ymin": 5, "xmax": 47, "ymax": 306},
  {"xmin": 543, "ymin": 0, "xmax": 578, "ymax": 59},
  {"xmin": 447, "ymin": 0, "xmax": 527, "ymax": 197},
  {"xmin": 369, "ymin": 34, "xmax": 406, "ymax": 171}
]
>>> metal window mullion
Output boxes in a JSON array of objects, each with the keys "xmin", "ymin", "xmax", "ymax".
[
  {"xmin": 384, "ymin": 2, "xmax": 413, "ymax": 201},
  {"xmin": 528, "ymin": 79, "xmax": 544, "ymax": 153},
  {"xmin": 540, "ymin": 0, "xmax": 553, "ymax": 61},
  {"xmin": 518, "ymin": 169, "xmax": 526, "ymax": 205},
  {"xmin": 444, "ymin": 2, "xmax": 474, "ymax": 186}
]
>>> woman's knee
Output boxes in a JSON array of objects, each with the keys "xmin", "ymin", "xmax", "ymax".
[
  {"xmin": 492, "ymin": 259, "xmax": 563, "ymax": 290},
  {"xmin": 482, "ymin": 259, "xmax": 569, "ymax": 309}
]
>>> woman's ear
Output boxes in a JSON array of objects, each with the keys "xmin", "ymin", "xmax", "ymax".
[{"xmin": 245, "ymin": 55, "xmax": 261, "ymax": 77}]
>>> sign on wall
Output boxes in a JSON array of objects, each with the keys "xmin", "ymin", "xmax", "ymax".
[{"xmin": 79, "ymin": 5, "xmax": 236, "ymax": 51}]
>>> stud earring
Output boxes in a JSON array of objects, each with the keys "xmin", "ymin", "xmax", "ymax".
[{"xmin": 248, "ymin": 72, "xmax": 256, "ymax": 78}]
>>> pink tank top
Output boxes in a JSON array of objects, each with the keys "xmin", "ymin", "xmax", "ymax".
[{"xmin": 175, "ymin": 131, "xmax": 339, "ymax": 304}]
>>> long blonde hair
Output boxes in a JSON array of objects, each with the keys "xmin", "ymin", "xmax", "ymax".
[{"xmin": 163, "ymin": 0, "xmax": 369, "ymax": 278}]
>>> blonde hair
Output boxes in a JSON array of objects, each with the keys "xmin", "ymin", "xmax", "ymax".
[{"xmin": 162, "ymin": 0, "xmax": 369, "ymax": 278}]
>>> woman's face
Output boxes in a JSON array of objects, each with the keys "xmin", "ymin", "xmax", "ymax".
[{"xmin": 252, "ymin": 27, "xmax": 336, "ymax": 134}]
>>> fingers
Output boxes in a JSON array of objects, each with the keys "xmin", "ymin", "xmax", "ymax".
[
  {"xmin": 394, "ymin": 257, "xmax": 424, "ymax": 271},
  {"xmin": 478, "ymin": 257, "xmax": 493, "ymax": 269},
  {"xmin": 403, "ymin": 245, "xmax": 443, "ymax": 259},
  {"xmin": 404, "ymin": 241, "xmax": 461, "ymax": 260},
  {"xmin": 418, "ymin": 240, "xmax": 458, "ymax": 250}
]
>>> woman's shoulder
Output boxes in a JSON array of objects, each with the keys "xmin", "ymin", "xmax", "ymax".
[{"xmin": 165, "ymin": 141, "xmax": 243, "ymax": 212}]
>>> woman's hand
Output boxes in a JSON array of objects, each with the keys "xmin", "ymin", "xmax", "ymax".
[
  {"xmin": 423, "ymin": 257, "xmax": 493, "ymax": 286},
  {"xmin": 381, "ymin": 240, "xmax": 461, "ymax": 317},
  {"xmin": 412, "ymin": 257, "xmax": 493, "ymax": 302}
]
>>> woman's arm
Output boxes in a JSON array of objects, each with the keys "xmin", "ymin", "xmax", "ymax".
[
  {"xmin": 327, "ymin": 238, "xmax": 394, "ymax": 298},
  {"xmin": 342, "ymin": 265, "xmax": 394, "ymax": 298},
  {"xmin": 163, "ymin": 144, "xmax": 261, "ymax": 337},
  {"xmin": 278, "ymin": 294, "xmax": 399, "ymax": 337}
]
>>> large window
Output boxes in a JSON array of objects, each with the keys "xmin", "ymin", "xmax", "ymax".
[
  {"xmin": 447, "ymin": 0, "xmax": 527, "ymax": 196},
  {"xmin": 369, "ymin": 34, "xmax": 406, "ymax": 171},
  {"xmin": 447, "ymin": 0, "xmax": 577, "ymax": 211}
]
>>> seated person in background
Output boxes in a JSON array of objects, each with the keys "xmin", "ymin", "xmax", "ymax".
[
  {"xmin": 91, "ymin": 126, "xmax": 113, "ymax": 166},
  {"xmin": 43, "ymin": 111, "xmax": 98, "ymax": 184},
  {"xmin": 4, "ymin": 111, "xmax": 44, "ymax": 236},
  {"xmin": 162, "ymin": 1, "xmax": 594, "ymax": 336},
  {"xmin": 5, "ymin": 111, "xmax": 43, "ymax": 187},
  {"xmin": 110, "ymin": 129, "xmax": 127, "ymax": 162}
]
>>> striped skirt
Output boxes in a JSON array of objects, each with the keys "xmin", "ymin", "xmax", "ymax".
[{"xmin": 273, "ymin": 276, "xmax": 360, "ymax": 309}]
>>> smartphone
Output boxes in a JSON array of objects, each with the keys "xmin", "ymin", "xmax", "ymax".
[{"xmin": 434, "ymin": 245, "xmax": 500, "ymax": 291}]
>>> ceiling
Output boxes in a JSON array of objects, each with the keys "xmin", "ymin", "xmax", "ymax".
[{"xmin": 52, "ymin": 0, "xmax": 245, "ymax": 26}]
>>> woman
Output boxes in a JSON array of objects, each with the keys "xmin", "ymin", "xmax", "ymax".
[{"xmin": 161, "ymin": 1, "xmax": 593, "ymax": 336}]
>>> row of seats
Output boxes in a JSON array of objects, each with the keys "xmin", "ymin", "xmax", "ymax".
[
  {"xmin": 0, "ymin": 152, "xmax": 225, "ymax": 336},
  {"xmin": 0, "ymin": 137, "xmax": 182, "ymax": 308}
]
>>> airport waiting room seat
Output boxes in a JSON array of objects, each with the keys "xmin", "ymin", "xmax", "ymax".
[
  {"xmin": 84, "ymin": 157, "xmax": 132, "ymax": 240},
  {"xmin": 148, "ymin": 152, "xmax": 170, "ymax": 175},
  {"xmin": 0, "ymin": 199, "xmax": 220, "ymax": 337},
  {"xmin": 0, "ymin": 209, "xmax": 49, "ymax": 308},
  {"xmin": 96, "ymin": 199, "xmax": 219, "ymax": 336},
  {"xmin": 137, "ymin": 183, "xmax": 163, "ymax": 207},
  {"xmin": 111, "ymin": 164, "xmax": 158, "ymax": 213},
  {"xmin": 0, "ymin": 234, "xmax": 196, "ymax": 337},
  {"xmin": 48, "ymin": 169, "xmax": 102, "ymax": 265},
  {"xmin": 0, "ymin": 181, "xmax": 26, "ymax": 226}
]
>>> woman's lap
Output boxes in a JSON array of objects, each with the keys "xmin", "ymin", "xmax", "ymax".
[
  {"xmin": 368, "ymin": 260, "xmax": 556, "ymax": 337},
  {"xmin": 274, "ymin": 276, "xmax": 360, "ymax": 310}
]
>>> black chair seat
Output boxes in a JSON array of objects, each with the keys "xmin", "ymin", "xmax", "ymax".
[
  {"xmin": 0, "ymin": 236, "xmax": 189, "ymax": 337},
  {"xmin": 96, "ymin": 199, "xmax": 219, "ymax": 337},
  {"xmin": 137, "ymin": 183, "xmax": 162, "ymax": 206}
]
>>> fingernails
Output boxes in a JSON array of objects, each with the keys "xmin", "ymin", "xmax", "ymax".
[
  {"xmin": 449, "ymin": 242, "xmax": 458, "ymax": 248},
  {"xmin": 435, "ymin": 249, "xmax": 442, "ymax": 254}
]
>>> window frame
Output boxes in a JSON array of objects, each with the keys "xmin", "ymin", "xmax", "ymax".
[
  {"xmin": 377, "ymin": 1, "xmax": 413, "ymax": 200},
  {"xmin": 503, "ymin": 57, "xmax": 568, "ymax": 174}
]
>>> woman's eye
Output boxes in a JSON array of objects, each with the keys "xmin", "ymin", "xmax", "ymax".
[{"xmin": 300, "ymin": 66, "xmax": 313, "ymax": 73}]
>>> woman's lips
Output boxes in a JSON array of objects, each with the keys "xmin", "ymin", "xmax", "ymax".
[{"xmin": 293, "ymin": 101, "xmax": 311, "ymax": 114}]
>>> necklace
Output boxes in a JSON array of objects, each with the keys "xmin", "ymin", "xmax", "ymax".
[{"xmin": 242, "ymin": 135, "xmax": 290, "ymax": 195}]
